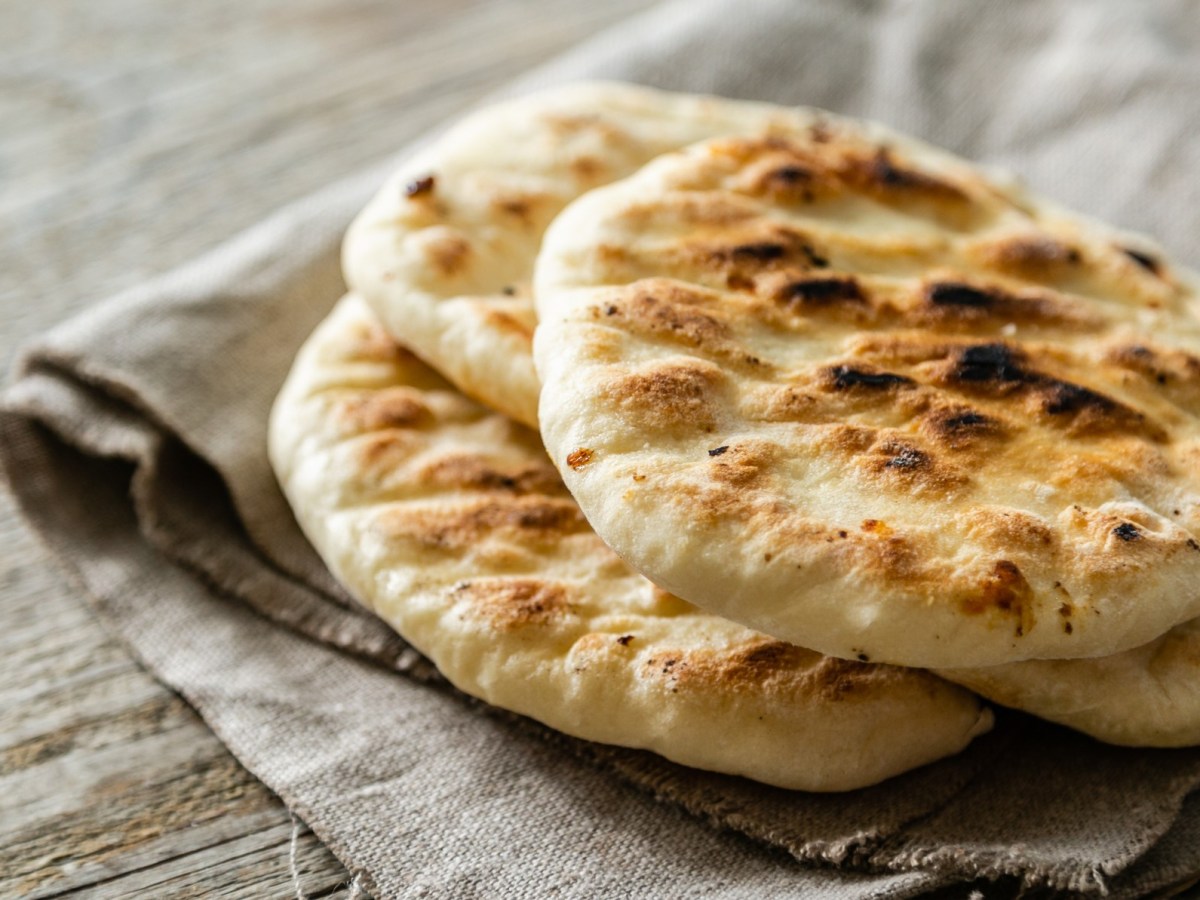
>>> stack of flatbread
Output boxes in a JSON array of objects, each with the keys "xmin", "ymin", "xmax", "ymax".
[{"xmin": 269, "ymin": 82, "xmax": 1200, "ymax": 793}]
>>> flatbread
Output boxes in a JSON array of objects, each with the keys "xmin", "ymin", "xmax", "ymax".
[
  {"xmin": 533, "ymin": 119, "xmax": 1200, "ymax": 669},
  {"xmin": 938, "ymin": 619, "xmax": 1200, "ymax": 747},
  {"xmin": 343, "ymin": 81, "xmax": 805, "ymax": 427},
  {"xmin": 268, "ymin": 294, "xmax": 992, "ymax": 791}
]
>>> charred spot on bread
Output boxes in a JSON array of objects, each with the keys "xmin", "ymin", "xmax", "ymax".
[
  {"xmin": 1113, "ymin": 522, "xmax": 1142, "ymax": 542},
  {"xmin": 1123, "ymin": 247, "xmax": 1163, "ymax": 276},
  {"xmin": 404, "ymin": 174, "xmax": 436, "ymax": 198},
  {"xmin": 948, "ymin": 343, "xmax": 1026, "ymax": 384},
  {"xmin": 823, "ymin": 365, "xmax": 915, "ymax": 391},
  {"xmin": 776, "ymin": 277, "xmax": 865, "ymax": 308},
  {"xmin": 841, "ymin": 147, "xmax": 968, "ymax": 204}
]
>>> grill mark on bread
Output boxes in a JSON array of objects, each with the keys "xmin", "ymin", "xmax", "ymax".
[
  {"xmin": 847, "ymin": 333, "xmax": 957, "ymax": 367},
  {"xmin": 975, "ymin": 235, "xmax": 1082, "ymax": 277},
  {"xmin": 775, "ymin": 276, "xmax": 865, "ymax": 309},
  {"xmin": 344, "ymin": 321, "xmax": 416, "ymax": 365},
  {"xmin": 496, "ymin": 197, "xmax": 531, "ymax": 220},
  {"xmin": 490, "ymin": 192, "xmax": 550, "ymax": 226},
  {"xmin": 804, "ymin": 657, "xmax": 889, "ymax": 701},
  {"xmin": 694, "ymin": 226, "xmax": 829, "ymax": 275},
  {"xmin": 769, "ymin": 276, "xmax": 1097, "ymax": 332},
  {"xmin": 753, "ymin": 385, "xmax": 827, "ymax": 424},
  {"xmin": 947, "ymin": 343, "xmax": 1026, "ymax": 384},
  {"xmin": 822, "ymin": 365, "xmax": 914, "ymax": 391},
  {"xmin": 734, "ymin": 143, "xmax": 853, "ymax": 207},
  {"xmin": 822, "ymin": 423, "xmax": 879, "ymax": 455},
  {"xmin": 933, "ymin": 342, "xmax": 1159, "ymax": 438},
  {"xmin": 649, "ymin": 640, "xmax": 895, "ymax": 702},
  {"xmin": 666, "ymin": 470, "xmax": 793, "ymax": 534},
  {"xmin": 417, "ymin": 454, "xmax": 565, "ymax": 496},
  {"xmin": 920, "ymin": 405, "xmax": 1005, "ymax": 450},
  {"xmin": 926, "ymin": 280, "xmax": 993, "ymax": 304},
  {"xmin": 644, "ymin": 640, "xmax": 871, "ymax": 698},
  {"xmin": 731, "ymin": 136, "xmax": 970, "ymax": 215},
  {"xmin": 540, "ymin": 112, "xmax": 626, "ymax": 145},
  {"xmin": 838, "ymin": 147, "xmax": 968, "ymax": 204},
  {"xmin": 618, "ymin": 193, "xmax": 758, "ymax": 231},
  {"xmin": 707, "ymin": 441, "xmax": 779, "ymax": 487},
  {"xmin": 709, "ymin": 239, "xmax": 826, "ymax": 270},
  {"xmin": 481, "ymin": 308, "xmax": 534, "ymax": 342},
  {"xmin": 424, "ymin": 230, "xmax": 472, "ymax": 277},
  {"xmin": 724, "ymin": 640, "xmax": 815, "ymax": 678},
  {"xmin": 859, "ymin": 436, "xmax": 968, "ymax": 493},
  {"xmin": 818, "ymin": 335, "xmax": 1160, "ymax": 441},
  {"xmin": 335, "ymin": 390, "xmax": 434, "ymax": 433},
  {"xmin": 376, "ymin": 496, "xmax": 588, "ymax": 550},
  {"xmin": 1122, "ymin": 247, "xmax": 1163, "ymax": 276},
  {"xmin": 922, "ymin": 280, "xmax": 1096, "ymax": 329},
  {"xmin": 847, "ymin": 336, "xmax": 1167, "ymax": 438},
  {"xmin": 967, "ymin": 508, "xmax": 1056, "ymax": 554},
  {"xmin": 756, "ymin": 163, "xmax": 818, "ymax": 203},
  {"xmin": 604, "ymin": 286, "xmax": 773, "ymax": 373},
  {"xmin": 608, "ymin": 288, "xmax": 731, "ymax": 350},
  {"xmin": 570, "ymin": 155, "xmax": 605, "ymax": 181},
  {"xmin": 730, "ymin": 242, "xmax": 786, "ymax": 262},
  {"xmin": 1105, "ymin": 343, "xmax": 1200, "ymax": 403},
  {"xmin": 480, "ymin": 309, "xmax": 532, "ymax": 340},
  {"xmin": 355, "ymin": 431, "xmax": 423, "ymax": 471},
  {"xmin": 452, "ymin": 578, "xmax": 570, "ymax": 630},
  {"xmin": 605, "ymin": 361, "xmax": 725, "ymax": 432}
]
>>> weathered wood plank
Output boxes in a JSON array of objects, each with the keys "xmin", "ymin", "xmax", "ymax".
[
  {"xmin": 53, "ymin": 823, "xmax": 351, "ymax": 899},
  {"xmin": 4, "ymin": 717, "xmax": 280, "ymax": 894},
  {"xmin": 0, "ymin": 0, "xmax": 654, "ymax": 896}
]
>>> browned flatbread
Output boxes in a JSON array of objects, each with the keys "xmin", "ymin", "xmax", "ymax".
[
  {"xmin": 534, "ymin": 119, "xmax": 1200, "ymax": 669},
  {"xmin": 268, "ymin": 294, "xmax": 992, "ymax": 790},
  {"xmin": 343, "ymin": 82, "xmax": 801, "ymax": 427}
]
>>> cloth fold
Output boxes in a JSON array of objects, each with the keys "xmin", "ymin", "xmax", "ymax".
[{"xmin": 7, "ymin": 0, "xmax": 1200, "ymax": 896}]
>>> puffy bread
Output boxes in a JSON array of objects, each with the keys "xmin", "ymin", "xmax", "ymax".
[
  {"xmin": 268, "ymin": 295, "xmax": 993, "ymax": 791},
  {"xmin": 343, "ymin": 81, "xmax": 806, "ymax": 427},
  {"xmin": 938, "ymin": 619, "xmax": 1200, "ymax": 747},
  {"xmin": 533, "ymin": 119, "xmax": 1200, "ymax": 669}
]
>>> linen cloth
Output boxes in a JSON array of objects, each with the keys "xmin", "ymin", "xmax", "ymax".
[{"xmin": 6, "ymin": 0, "xmax": 1200, "ymax": 896}]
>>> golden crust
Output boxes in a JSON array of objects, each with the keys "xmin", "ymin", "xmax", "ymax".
[
  {"xmin": 534, "ymin": 121, "xmax": 1200, "ymax": 668},
  {"xmin": 268, "ymin": 296, "xmax": 993, "ymax": 790}
]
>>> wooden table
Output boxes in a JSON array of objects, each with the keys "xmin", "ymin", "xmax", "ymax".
[{"xmin": 0, "ymin": 2, "xmax": 654, "ymax": 895}]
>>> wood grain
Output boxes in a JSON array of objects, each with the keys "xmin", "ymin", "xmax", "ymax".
[{"xmin": 0, "ymin": 0, "xmax": 653, "ymax": 895}]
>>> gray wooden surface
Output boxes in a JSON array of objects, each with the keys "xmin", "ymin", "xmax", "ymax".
[{"xmin": 0, "ymin": 2, "xmax": 653, "ymax": 895}]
